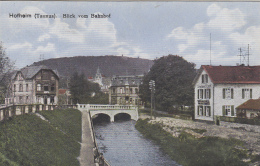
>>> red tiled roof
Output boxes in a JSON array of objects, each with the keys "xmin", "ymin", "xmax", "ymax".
[
  {"xmin": 202, "ymin": 65, "xmax": 260, "ymax": 84},
  {"xmin": 59, "ymin": 89, "xmax": 67, "ymax": 95},
  {"xmin": 236, "ymin": 99, "xmax": 260, "ymax": 110},
  {"xmin": 88, "ymin": 77, "xmax": 93, "ymax": 79}
]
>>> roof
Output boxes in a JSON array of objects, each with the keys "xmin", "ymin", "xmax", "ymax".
[
  {"xmin": 59, "ymin": 89, "xmax": 67, "ymax": 95},
  {"xmin": 198, "ymin": 65, "xmax": 260, "ymax": 84},
  {"xmin": 12, "ymin": 65, "xmax": 59, "ymax": 80},
  {"xmin": 111, "ymin": 75, "xmax": 143, "ymax": 86},
  {"xmin": 236, "ymin": 99, "xmax": 260, "ymax": 110}
]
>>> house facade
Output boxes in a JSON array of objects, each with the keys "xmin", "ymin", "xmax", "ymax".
[
  {"xmin": 109, "ymin": 75, "xmax": 143, "ymax": 105},
  {"xmin": 194, "ymin": 65, "xmax": 260, "ymax": 121},
  {"xmin": 5, "ymin": 65, "xmax": 59, "ymax": 105}
]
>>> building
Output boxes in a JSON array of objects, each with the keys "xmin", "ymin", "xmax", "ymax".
[
  {"xmin": 236, "ymin": 99, "xmax": 260, "ymax": 119},
  {"xmin": 5, "ymin": 65, "xmax": 59, "ymax": 105},
  {"xmin": 88, "ymin": 67, "xmax": 110, "ymax": 94},
  {"xmin": 109, "ymin": 75, "xmax": 143, "ymax": 105},
  {"xmin": 193, "ymin": 65, "xmax": 260, "ymax": 121},
  {"xmin": 58, "ymin": 89, "xmax": 71, "ymax": 105}
]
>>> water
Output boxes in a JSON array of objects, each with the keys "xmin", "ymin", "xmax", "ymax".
[{"xmin": 94, "ymin": 120, "xmax": 179, "ymax": 166}]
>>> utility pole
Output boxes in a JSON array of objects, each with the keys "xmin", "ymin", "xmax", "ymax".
[
  {"xmin": 149, "ymin": 80, "xmax": 155, "ymax": 119},
  {"xmin": 247, "ymin": 44, "xmax": 250, "ymax": 66},
  {"xmin": 210, "ymin": 33, "xmax": 212, "ymax": 65}
]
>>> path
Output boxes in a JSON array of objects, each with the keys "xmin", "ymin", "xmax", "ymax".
[{"xmin": 79, "ymin": 111, "xmax": 96, "ymax": 166}]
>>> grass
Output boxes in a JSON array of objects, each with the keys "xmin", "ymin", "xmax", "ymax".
[
  {"xmin": 0, "ymin": 108, "xmax": 82, "ymax": 166},
  {"xmin": 135, "ymin": 119, "xmax": 249, "ymax": 166},
  {"xmin": 39, "ymin": 108, "xmax": 82, "ymax": 143}
]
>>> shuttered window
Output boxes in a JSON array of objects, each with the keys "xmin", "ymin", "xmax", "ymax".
[
  {"xmin": 205, "ymin": 89, "xmax": 211, "ymax": 99},
  {"xmin": 222, "ymin": 105, "xmax": 235, "ymax": 116},
  {"xmin": 242, "ymin": 89, "xmax": 252, "ymax": 99},
  {"xmin": 223, "ymin": 88, "xmax": 233, "ymax": 99}
]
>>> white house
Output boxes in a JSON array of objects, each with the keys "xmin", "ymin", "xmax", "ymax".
[{"xmin": 193, "ymin": 65, "xmax": 260, "ymax": 121}]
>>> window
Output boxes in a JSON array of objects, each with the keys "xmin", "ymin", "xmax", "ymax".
[
  {"xmin": 120, "ymin": 88, "xmax": 123, "ymax": 94},
  {"xmin": 201, "ymin": 74, "xmax": 208, "ymax": 83},
  {"xmin": 223, "ymin": 88, "xmax": 233, "ymax": 99},
  {"xmin": 205, "ymin": 106, "xmax": 211, "ymax": 117},
  {"xmin": 198, "ymin": 106, "xmax": 203, "ymax": 115},
  {"xmin": 26, "ymin": 84, "xmax": 29, "ymax": 92},
  {"xmin": 19, "ymin": 96, "xmax": 23, "ymax": 104},
  {"xmin": 13, "ymin": 84, "xmax": 16, "ymax": 92},
  {"xmin": 205, "ymin": 89, "xmax": 211, "ymax": 99},
  {"xmin": 242, "ymin": 88, "xmax": 252, "ymax": 99},
  {"xmin": 37, "ymin": 96, "xmax": 41, "ymax": 103},
  {"xmin": 44, "ymin": 86, "xmax": 49, "ymax": 91},
  {"xmin": 51, "ymin": 84, "xmax": 55, "ymax": 91},
  {"xmin": 198, "ymin": 89, "xmax": 203, "ymax": 99},
  {"xmin": 19, "ymin": 84, "xmax": 23, "ymax": 92},
  {"xmin": 135, "ymin": 88, "xmax": 138, "ymax": 94},
  {"xmin": 26, "ymin": 96, "xmax": 29, "ymax": 103},
  {"xmin": 198, "ymin": 106, "xmax": 211, "ymax": 117},
  {"xmin": 222, "ymin": 105, "xmax": 235, "ymax": 116},
  {"xmin": 51, "ymin": 75, "xmax": 55, "ymax": 80},
  {"xmin": 130, "ymin": 88, "xmax": 133, "ymax": 94}
]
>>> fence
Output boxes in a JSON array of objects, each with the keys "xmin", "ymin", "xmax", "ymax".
[
  {"xmin": 0, "ymin": 104, "xmax": 77, "ymax": 122},
  {"xmin": 220, "ymin": 116, "xmax": 260, "ymax": 126}
]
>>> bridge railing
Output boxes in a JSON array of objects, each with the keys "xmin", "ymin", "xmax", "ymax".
[{"xmin": 77, "ymin": 104, "xmax": 137, "ymax": 110}]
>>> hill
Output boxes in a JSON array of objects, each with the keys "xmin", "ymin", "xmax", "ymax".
[{"xmin": 32, "ymin": 55, "xmax": 154, "ymax": 78}]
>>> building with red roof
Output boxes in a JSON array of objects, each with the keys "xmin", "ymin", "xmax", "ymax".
[
  {"xmin": 236, "ymin": 99, "xmax": 260, "ymax": 119},
  {"xmin": 193, "ymin": 65, "xmax": 260, "ymax": 121}
]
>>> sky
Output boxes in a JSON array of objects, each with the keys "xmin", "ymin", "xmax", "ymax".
[{"xmin": 0, "ymin": 1, "xmax": 260, "ymax": 69}]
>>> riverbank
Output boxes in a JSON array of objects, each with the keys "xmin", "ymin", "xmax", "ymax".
[
  {"xmin": 137, "ymin": 114, "xmax": 260, "ymax": 166},
  {"xmin": 0, "ymin": 109, "xmax": 81, "ymax": 165}
]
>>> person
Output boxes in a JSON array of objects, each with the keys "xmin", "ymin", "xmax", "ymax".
[{"xmin": 99, "ymin": 153, "xmax": 104, "ymax": 166}]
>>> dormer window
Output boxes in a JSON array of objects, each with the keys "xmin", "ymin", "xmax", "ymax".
[{"xmin": 202, "ymin": 74, "xmax": 208, "ymax": 83}]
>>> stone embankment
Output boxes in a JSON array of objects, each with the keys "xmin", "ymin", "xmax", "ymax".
[{"xmin": 139, "ymin": 114, "xmax": 260, "ymax": 155}]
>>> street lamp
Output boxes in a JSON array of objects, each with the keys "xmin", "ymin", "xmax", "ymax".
[{"xmin": 149, "ymin": 80, "xmax": 155, "ymax": 119}]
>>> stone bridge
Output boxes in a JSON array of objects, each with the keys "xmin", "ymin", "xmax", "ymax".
[{"xmin": 77, "ymin": 104, "xmax": 139, "ymax": 122}]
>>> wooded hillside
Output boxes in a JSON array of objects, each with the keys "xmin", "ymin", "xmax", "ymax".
[{"xmin": 32, "ymin": 55, "xmax": 153, "ymax": 78}]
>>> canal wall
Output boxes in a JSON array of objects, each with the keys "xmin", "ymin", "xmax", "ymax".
[{"xmin": 79, "ymin": 110, "xmax": 110, "ymax": 166}]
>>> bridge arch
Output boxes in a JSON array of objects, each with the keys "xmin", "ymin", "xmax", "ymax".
[
  {"xmin": 91, "ymin": 113, "xmax": 111, "ymax": 124},
  {"xmin": 114, "ymin": 112, "xmax": 131, "ymax": 122}
]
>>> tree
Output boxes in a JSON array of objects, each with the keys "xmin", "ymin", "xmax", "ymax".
[
  {"xmin": 0, "ymin": 42, "xmax": 14, "ymax": 74},
  {"xmin": 0, "ymin": 42, "xmax": 14, "ymax": 104},
  {"xmin": 139, "ymin": 55, "xmax": 196, "ymax": 112},
  {"xmin": 69, "ymin": 72, "xmax": 108, "ymax": 104}
]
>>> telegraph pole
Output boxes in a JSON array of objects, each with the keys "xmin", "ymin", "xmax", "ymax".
[{"xmin": 149, "ymin": 80, "xmax": 155, "ymax": 119}]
